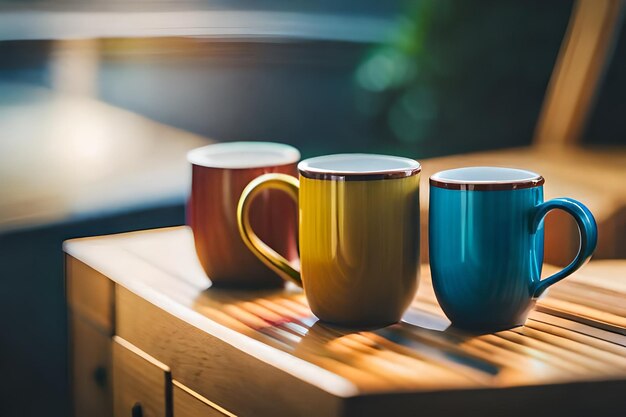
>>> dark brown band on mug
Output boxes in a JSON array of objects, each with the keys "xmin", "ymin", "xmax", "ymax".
[
  {"xmin": 299, "ymin": 166, "xmax": 421, "ymax": 181},
  {"xmin": 429, "ymin": 176, "xmax": 545, "ymax": 191},
  {"xmin": 191, "ymin": 161, "xmax": 299, "ymax": 172}
]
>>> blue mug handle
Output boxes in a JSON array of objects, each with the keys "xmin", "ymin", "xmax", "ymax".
[{"xmin": 531, "ymin": 197, "xmax": 598, "ymax": 298}]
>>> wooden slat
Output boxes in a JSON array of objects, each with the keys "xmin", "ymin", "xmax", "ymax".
[
  {"xmin": 173, "ymin": 381, "xmax": 235, "ymax": 417},
  {"xmin": 66, "ymin": 254, "xmax": 115, "ymax": 332},
  {"xmin": 547, "ymin": 282, "xmax": 626, "ymax": 317},
  {"xmin": 528, "ymin": 311, "xmax": 626, "ymax": 347},
  {"xmin": 69, "ymin": 312, "xmax": 112, "ymax": 417},
  {"xmin": 112, "ymin": 336, "xmax": 172, "ymax": 417},
  {"xmin": 510, "ymin": 325, "xmax": 626, "ymax": 369},
  {"xmin": 536, "ymin": 299, "xmax": 626, "ymax": 335},
  {"xmin": 536, "ymin": 259, "xmax": 626, "ymax": 334},
  {"xmin": 534, "ymin": 0, "xmax": 625, "ymax": 146}
]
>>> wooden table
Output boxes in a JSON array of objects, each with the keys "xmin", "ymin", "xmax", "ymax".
[
  {"xmin": 65, "ymin": 227, "xmax": 626, "ymax": 417},
  {"xmin": 0, "ymin": 82, "xmax": 209, "ymax": 232}
]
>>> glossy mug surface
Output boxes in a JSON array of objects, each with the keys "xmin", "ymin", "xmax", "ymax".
[
  {"xmin": 238, "ymin": 154, "xmax": 421, "ymax": 327},
  {"xmin": 187, "ymin": 142, "xmax": 300, "ymax": 288},
  {"xmin": 429, "ymin": 167, "xmax": 597, "ymax": 331}
]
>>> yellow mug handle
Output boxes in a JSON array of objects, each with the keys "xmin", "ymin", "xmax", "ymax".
[{"xmin": 237, "ymin": 173, "xmax": 302, "ymax": 287}]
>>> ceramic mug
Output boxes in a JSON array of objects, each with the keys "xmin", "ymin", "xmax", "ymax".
[
  {"xmin": 187, "ymin": 142, "xmax": 300, "ymax": 288},
  {"xmin": 237, "ymin": 154, "xmax": 421, "ymax": 327},
  {"xmin": 429, "ymin": 167, "xmax": 597, "ymax": 331}
]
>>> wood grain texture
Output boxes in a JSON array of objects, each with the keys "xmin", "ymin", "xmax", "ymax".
[
  {"xmin": 66, "ymin": 254, "xmax": 115, "ymax": 332},
  {"xmin": 69, "ymin": 312, "xmax": 112, "ymax": 417},
  {"xmin": 537, "ymin": 260, "xmax": 626, "ymax": 335},
  {"xmin": 112, "ymin": 336, "xmax": 172, "ymax": 417},
  {"xmin": 116, "ymin": 285, "xmax": 343, "ymax": 417},
  {"xmin": 173, "ymin": 381, "xmax": 235, "ymax": 417},
  {"xmin": 534, "ymin": 0, "xmax": 625, "ymax": 146},
  {"xmin": 65, "ymin": 227, "xmax": 626, "ymax": 417}
]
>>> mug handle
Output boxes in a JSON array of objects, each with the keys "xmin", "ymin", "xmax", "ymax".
[
  {"xmin": 531, "ymin": 197, "xmax": 598, "ymax": 298},
  {"xmin": 237, "ymin": 173, "xmax": 302, "ymax": 287}
]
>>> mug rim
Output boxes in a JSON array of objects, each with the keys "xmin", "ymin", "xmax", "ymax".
[
  {"xmin": 430, "ymin": 166, "xmax": 544, "ymax": 191},
  {"xmin": 187, "ymin": 141, "xmax": 300, "ymax": 170},
  {"xmin": 298, "ymin": 153, "xmax": 421, "ymax": 181}
]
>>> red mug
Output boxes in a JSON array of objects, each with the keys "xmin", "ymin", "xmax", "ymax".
[{"xmin": 187, "ymin": 142, "xmax": 300, "ymax": 287}]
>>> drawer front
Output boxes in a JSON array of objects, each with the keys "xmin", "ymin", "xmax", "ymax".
[
  {"xmin": 113, "ymin": 336, "xmax": 172, "ymax": 417},
  {"xmin": 173, "ymin": 381, "xmax": 235, "ymax": 417},
  {"xmin": 116, "ymin": 286, "xmax": 341, "ymax": 417},
  {"xmin": 66, "ymin": 255, "xmax": 115, "ymax": 332},
  {"xmin": 70, "ymin": 312, "xmax": 112, "ymax": 417}
]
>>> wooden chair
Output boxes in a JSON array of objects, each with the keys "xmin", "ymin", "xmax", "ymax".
[{"xmin": 420, "ymin": 0, "xmax": 626, "ymax": 266}]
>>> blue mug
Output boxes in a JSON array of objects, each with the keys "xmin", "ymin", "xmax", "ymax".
[{"xmin": 429, "ymin": 167, "xmax": 597, "ymax": 331}]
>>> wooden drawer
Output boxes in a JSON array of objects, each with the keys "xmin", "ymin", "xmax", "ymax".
[
  {"xmin": 66, "ymin": 254, "xmax": 115, "ymax": 332},
  {"xmin": 70, "ymin": 312, "xmax": 112, "ymax": 417},
  {"xmin": 113, "ymin": 336, "xmax": 172, "ymax": 417},
  {"xmin": 116, "ymin": 286, "xmax": 340, "ymax": 416},
  {"xmin": 173, "ymin": 381, "xmax": 236, "ymax": 417}
]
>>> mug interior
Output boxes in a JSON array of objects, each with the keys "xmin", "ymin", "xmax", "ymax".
[
  {"xmin": 430, "ymin": 167, "xmax": 544, "ymax": 190},
  {"xmin": 187, "ymin": 142, "xmax": 300, "ymax": 169},
  {"xmin": 298, "ymin": 154, "xmax": 420, "ymax": 180}
]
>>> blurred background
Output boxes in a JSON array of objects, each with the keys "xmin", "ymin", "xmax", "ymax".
[{"xmin": 0, "ymin": 1, "xmax": 624, "ymax": 416}]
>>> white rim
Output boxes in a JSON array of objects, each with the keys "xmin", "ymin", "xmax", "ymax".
[
  {"xmin": 431, "ymin": 166, "xmax": 542, "ymax": 184},
  {"xmin": 298, "ymin": 153, "xmax": 420, "ymax": 175},
  {"xmin": 187, "ymin": 142, "xmax": 300, "ymax": 169}
]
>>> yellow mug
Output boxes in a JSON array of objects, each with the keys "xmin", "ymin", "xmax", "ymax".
[{"xmin": 237, "ymin": 154, "xmax": 421, "ymax": 328}]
